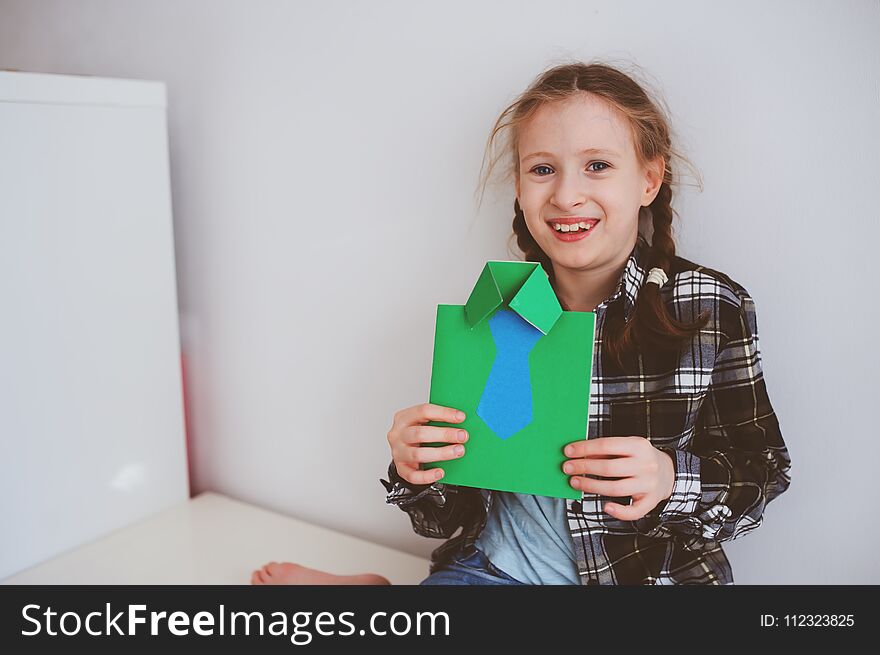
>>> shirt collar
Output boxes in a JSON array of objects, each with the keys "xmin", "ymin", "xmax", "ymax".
[
  {"xmin": 594, "ymin": 235, "xmax": 651, "ymax": 320},
  {"xmin": 464, "ymin": 261, "xmax": 563, "ymax": 335}
]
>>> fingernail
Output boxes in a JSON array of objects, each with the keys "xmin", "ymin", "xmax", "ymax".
[
  {"xmin": 564, "ymin": 445, "xmax": 574, "ymax": 456},
  {"xmin": 458, "ymin": 430, "xmax": 468, "ymax": 442},
  {"xmin": 435, "ymin": 469, "xmax": 444, "ymax": 479},
  {"xmin": 456, "ymin": 411, "xmax": 466, "ymax": 421},
  {"xmin": 454, "ymin": 445, "xmax": 464, "ymax": 456},
  {"xmin": 563, "ymin": 462, "xmax": 573, "ymax": 473}
]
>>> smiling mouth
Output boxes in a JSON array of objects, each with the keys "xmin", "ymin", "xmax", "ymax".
[{"xmin": 546, "ymin": 218, "xmax": 601, "ymax": 234}]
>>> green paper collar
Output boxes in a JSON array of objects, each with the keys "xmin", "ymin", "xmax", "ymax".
[{"xmin": 463, "ymin": 261, "xmax": 563, "ymax": 335}]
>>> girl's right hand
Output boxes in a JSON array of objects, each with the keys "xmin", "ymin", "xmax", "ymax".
[{"xmin": 386, "ymin": 402, "xmax": 469, "ymax": 486}]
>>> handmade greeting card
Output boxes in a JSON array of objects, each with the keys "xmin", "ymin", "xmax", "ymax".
[{"xmin": 424, "ymin": 260, "xmax": 595, "ymax": 499}]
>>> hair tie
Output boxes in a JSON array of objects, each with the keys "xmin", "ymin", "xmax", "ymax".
[{"xmin": 645, "ymin": 267, "xmax": 668, "ymax": 287}]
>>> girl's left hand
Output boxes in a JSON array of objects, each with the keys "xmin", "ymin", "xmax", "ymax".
[{"xmin": 562, "ymin": 436, "xmax": 675, "ymax": 521}]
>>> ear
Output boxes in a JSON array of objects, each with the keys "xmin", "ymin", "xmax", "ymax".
[{"xmin": 642, "ymin": 156, "xmax": 665, "ymax": 206}]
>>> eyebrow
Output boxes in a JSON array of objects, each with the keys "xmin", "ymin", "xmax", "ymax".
[{"xmin": 521, "ymin": 148, "xmax": 620, "ymax": 162}]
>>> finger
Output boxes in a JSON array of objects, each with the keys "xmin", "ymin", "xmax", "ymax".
[
  {"xmin": 409, "ymin": 442, "xmax": 466, "ymax": 465},
  {"xmin": 563, "ymin": 439, "xmax": 587, "ymax": 458},
  {"xmin": 250, "ymin": 570, "xmax": 262, "ymax": 585},
  {"xmin": 566, "ymin": 436, "xmax": 643, "ymax": 458},
  {"xmin": 389, "ymin": 407, "xmax": 467, "ymax": 452},
  {"xmin": 604, "ymin": 495, "xmax": 650, "ymax": 521},
  {"xmin": 570, "ymin": 475, "xmax": 639, "ymax": 497},
  {"xmin": 562, "ymin": 455, "xmax": 637, "ymax": 477},
  {"xmin": 395, "ymin": 460, "xmax": 446, "ymax": 485},
  {"xmin": 406, "ymin": 424, "xmax": 469, "ymax": 445},
  {"xmin": 400, "ymin": 403, "xmax": 466, "ymax": 427},
  {"xmin": 420, "ymin": 403, "xmax": 467, "ymax": 423},
  {"xmin": 563, "ymin": 440, "xmax": 624, "ymax": 458}
]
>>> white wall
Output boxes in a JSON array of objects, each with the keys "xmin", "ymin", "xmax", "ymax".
[{"xmin": 1, "ymin": 0, "xmax": 877, "ymax": 584}]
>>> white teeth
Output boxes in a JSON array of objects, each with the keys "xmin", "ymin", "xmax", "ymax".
[{"xmin": 553, "ymin": 221, "xmax": 595, "ymax": 232}]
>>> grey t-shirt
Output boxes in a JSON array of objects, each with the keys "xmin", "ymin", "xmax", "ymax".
[{"xmin": 475, "ymin": 490, "xmax": 581, "ymax": 585}]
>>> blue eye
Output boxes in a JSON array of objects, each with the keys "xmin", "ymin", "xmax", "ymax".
[{"xmin": 528, "ymin": 162, "xmax": 610, "ymax": 176}]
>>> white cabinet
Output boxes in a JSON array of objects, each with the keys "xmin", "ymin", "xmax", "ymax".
[{"xmin": 0, "ymin": 71, "xmax": 188, "ymax": 580}]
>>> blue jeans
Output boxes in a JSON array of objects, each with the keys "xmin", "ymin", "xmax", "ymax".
[{"xmin": 419, "ymin": 547, "xmax": 527, "ymax": 585}]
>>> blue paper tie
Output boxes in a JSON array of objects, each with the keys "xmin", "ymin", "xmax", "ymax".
[{"xmin": 476, "ymin": 309, "xmax": 543, "ymax": 439}]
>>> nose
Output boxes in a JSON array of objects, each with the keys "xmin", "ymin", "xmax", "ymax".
[{"xmin": 550, "ymin": 169, "xmax": 588, "ymax": 210}]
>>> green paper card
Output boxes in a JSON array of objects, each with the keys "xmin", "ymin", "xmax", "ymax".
[{"xmin": 424, "ymin": 261, "xmax": 595, "ymax": 499}]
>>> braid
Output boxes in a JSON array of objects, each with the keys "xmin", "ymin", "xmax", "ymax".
[
  {"xmin": 512, "ymin": 198, "xmax": 558, "ymax": 292},
  {"xmin": 648, "ymin": 183, "xmax": 675, "ymax": 271},
  {"xmin": 604, "ymin": 182, "xmax": 710, "ymax": 369}
]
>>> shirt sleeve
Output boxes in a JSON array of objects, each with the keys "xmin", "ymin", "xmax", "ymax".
[
  {"xmin": 379, "ymin": 459, "xmax": 484, "ymax": 539},
  {"xmin": 631, "ymin": 292, "xmax": 792, "ymax": 546}
]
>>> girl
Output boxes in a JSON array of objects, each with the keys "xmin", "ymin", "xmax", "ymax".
[
  {"xmin": 381, "ymin": 60, "xmax": 792, "ymax": 586},
  {"xmin": 252, "ymin": 60, "xmax": 792, "ymax": 586}
]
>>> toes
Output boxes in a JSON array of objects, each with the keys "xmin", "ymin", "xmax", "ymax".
[
  {"xmin": 265, "ymin": 561, "xmax": 292, "ymax": 576},
  {"xmin": 252, "ymin": 568, "xmax": 273, "ymax": 584}
]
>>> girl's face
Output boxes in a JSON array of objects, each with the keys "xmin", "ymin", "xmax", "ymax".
[{"xmin": 515, "ymin": 92, "xmax": 663, "ymax": 276}]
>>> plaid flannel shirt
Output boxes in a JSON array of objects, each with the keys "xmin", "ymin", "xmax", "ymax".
[{"xmin": 380, "ymin": 235, "xmax": 792, "ymax": 585}]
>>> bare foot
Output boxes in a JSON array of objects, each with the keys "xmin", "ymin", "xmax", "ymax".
[{"xmin": 250, "ymin": 561, "xmax": 391, "ymax": 585}]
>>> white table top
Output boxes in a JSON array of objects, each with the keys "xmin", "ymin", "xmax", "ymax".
[{"xmin": 2, "ymin": 492, "xmax": 430, "ymax": 585}]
